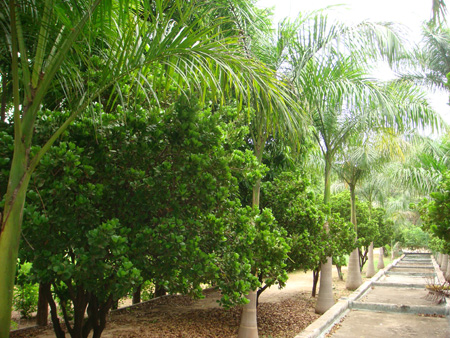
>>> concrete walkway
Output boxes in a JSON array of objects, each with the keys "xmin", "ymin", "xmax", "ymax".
[{"xmin": 297, "ymin": 253, "xmax": 450, "ymax": 338}]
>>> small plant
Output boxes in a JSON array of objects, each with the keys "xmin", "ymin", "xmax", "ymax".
[
  {"xmin": 425, "ymin": 278, "xmax": 450, "ymax": 304},
  {"xmin": 13, "ymin": 261, "xmax": 39, "ymax": 318},
  {"xmin": 10, "ymin": 320, "xmax": 18, "ymax": 330}
]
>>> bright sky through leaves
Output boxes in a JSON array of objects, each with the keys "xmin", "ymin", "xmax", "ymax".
[{"xmin": 256, "ymin": 0, "xmax": 450, "ymax": 124}]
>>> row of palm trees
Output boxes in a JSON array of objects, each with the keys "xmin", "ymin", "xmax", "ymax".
[{"xmin": 1, "ymin": 1, "xmax": 449, "ymax": 337}]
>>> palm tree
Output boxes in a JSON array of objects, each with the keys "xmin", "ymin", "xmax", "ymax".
[
  {"xmin": 334, "ymin": 132, "xmax": 395, "ymax": 289},
  {"xmin": 401, "ymin": 24, "xmax": 450, "ymax": 91},
  {"xmin": 237, "ymin": 16, "xmax": 305, "ymax": 338},
  {"xmin": 293, "ymin": 39, "xmax": 442, "ymax": 309},
  {"xmin": 286, "ymin": 11, "xmax": 411, "ymax": 312},
  {"xmin": 0, "ymin": 1, "xmax": 295, "ymax": 335}
]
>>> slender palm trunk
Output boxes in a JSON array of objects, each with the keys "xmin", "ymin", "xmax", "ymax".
[
  {"xmin": 1, "ymin": 74, "xmax": 7, "ymax": 122},
  {"xmin": 0, "ymin": 145, "xmax": 32, "ymax": 337},
  {"xmin": 346, "ymin": 184, "xmax": 362, "ymax": 290},
  {"xmin": 238, "ymin": 136, "xmax": 264, "ymax": 338},
  {"xmin": 377, "ymin": 247, "xmax": 385, "ymax": 269},
  {"xmin": 315, "ymin": 157, "xmax": 335, "ymax": 314},
  {"xmin": 442, "ymin": 254, "xmax": 448, "ymax": 275},
  {"xmin": 365, "ymin": 242, "xmax": 375, "ymax": 278}
]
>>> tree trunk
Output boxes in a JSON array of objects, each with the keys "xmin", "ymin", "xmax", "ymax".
[
  {"xmin": 237, "ymin": 290, "xmax": 258, "ymax": 338},
  {"xmin": 36, "ymin": 283, "xmax": 50, "ymax": 326},
  {"xmin": 377, "ymin": 247, "xmax": 385, "ymax": 269},
  {"xmin": 315, "ymin": 257, "xmax": 334, "ymax": 314},
  {"xmin": 442, "ymin": 254, "xmax": 448, "ymax": 275},
  {"xmin": 359, "ymin": 248, "xmax": 368, "ymax": 271},
  {"xmin": 312, "ymin": 268, "xmax": 320, "ymax": 297},
  {"xmin": 445, "ymin": 257, "xmax": 450, "ymax": 282},
  {"xmin": 237, "ymin": 136, "xmax": 265, "ymax": 338},
  {"xmin": 365, "ymin": 242, "xmax": 375, "ymax": 278},
  {"xmin": 346, "ymin": 248, "xmax": 362, "ymax": 290},
  {"xmin": 315, "ymin": 158, "xmax": 335, "ymax": 314},
  {"xmin": 336, "ymin": 265, "xmax": 343, "ymax": 281},
  {"xmin": 256, "ymin": 273, "xmax": 269, "ymax": 306},
  {"xmin": 45, "ymin": 284, "xmax": 66, "ymax": 338},
  {"xmin": 1, "ymin": 74, "xmax": 7, "ymax": 122},
  {"xmin": 0, "ymin": 146, "xmax": 31, "ymax": 337},
  {"xmin": 132, "ymin": 285, "xmax": 141, "ymax": 304},
  {"xmin": 346, "ymin": 185, "xmax": 362, "ymax": 290},
  {"xmin": 154, "ymin": 283, "xmax": 167, "ymax": 298}
]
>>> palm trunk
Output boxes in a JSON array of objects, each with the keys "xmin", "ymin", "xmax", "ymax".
[
  {"xmin": 237, "ymin": 290, "xmax": 258, "ymax": 338},
  {"xmin": 0, "ymin": 143, "xmax": 32, "ymax": 337},
  {"xmin": 315, "ymin": 257, "xmax": 334, "ymax": 314},
  {"xmin": 238, "ymin": 135, "xmax": 264, "ymax": 338},
  {"xmin": 315, "ymin": 157, "xmax": 334, "ymax": 313},
  {"xmin": 444, "ymin": 255, "xmax": 450, "ymax": 282},
  {"xmin": 377, "ymin": 247, "xmax": 385, "ymax": 269},
  {"xmin": 346, "ymin": 184, "xmax": 362, "ymax": 290},
  {"xmin": 1, "ymin": 74, "xmax": 8, "ymax": 122},
  {"xmin": 365, "ymin": 242, "xmax": 375, "ymax": 278},
  {"xmin": 441, "ymin": 254, "xmax": 448, "ymax": 275}
]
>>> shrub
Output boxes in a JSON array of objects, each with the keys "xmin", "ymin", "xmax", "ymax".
[{"xmin": 13, "ymin": 262, "xmax": 39, "ymax": 319}]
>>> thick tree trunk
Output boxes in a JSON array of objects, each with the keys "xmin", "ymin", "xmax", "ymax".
[
  {"xmin": 315, "ymin": 257, "xmax": 334, "ymax": 314},
  {"xmin": 237, "ymin": 290, "xmax": 258, "ymax": 338},
  {"xmin": 365, "ymin": 242, "xmax": 375, "ymax": 278},
  {"xmin": 346, "ymin": 248, "xmax": 362, "ymax": 290},
  {"xmin": 346, "ymin": 185, "xmax": 362, "ymax": 290},
  {"xmin": 36, "ymin": 283, "xmax": 50, "ymax": 326},
  {"xmin": 377, "ymin": 247, "xmax": 385, "ymax": 269},
  {"xmin": 312, "ymin": 268, "xmax": 320, "ymax": 297}
]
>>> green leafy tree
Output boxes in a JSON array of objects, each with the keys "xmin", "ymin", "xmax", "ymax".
[
  {"xmin": 0, "ymin": 1, "xmax": 297, "ymax": 334},
  {"xmin": 262, "ymin": 171, "xmax": 325, "ymax": 291}
]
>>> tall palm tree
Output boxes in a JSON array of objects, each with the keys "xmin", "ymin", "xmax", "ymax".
[
  {"xmin": 288, "ymin": 10, "xmax": 442, "ymax": 310},
  {"xmin": 237, "ymin": 16, "xmax": 305, "ymax": 338},
  {"xmin": 0, "ymin": 1, "xmax": 295, "ymax": 335},
  {"xmin": 334, "ymin": 131, "xmax": 403, "ymax": 289}
]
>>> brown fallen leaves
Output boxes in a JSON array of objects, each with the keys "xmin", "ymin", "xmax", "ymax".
[{"xmin": 11, "ymin": 290, "xmax": 320, "ymax": 338}]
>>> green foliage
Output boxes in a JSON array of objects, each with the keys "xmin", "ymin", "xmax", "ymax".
[
  {"xmin": 8, "ymin": 95, "xmax": 290, "ymax": 337},
  {"xmin": 401, "ymin": 225, "xmax": 430, "ymax": 249},
  {"xmin": 427, "ymin": 171, "xmax": 450, "ymax": 242},
  {"xmin": 262, "ymin": 171, "xmax": 325, "ymax": 272},
  {"xmin": 13, "ymin": 261, "xmax": 39, "ymax": 319}
]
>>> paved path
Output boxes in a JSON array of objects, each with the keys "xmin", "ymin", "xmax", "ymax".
[{"xmin": 298, "ymin": 253, "xmax": 450, "ymax": 337}]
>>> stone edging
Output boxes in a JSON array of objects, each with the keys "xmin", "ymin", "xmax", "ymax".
[{"xmin": 294, "ymin": 254, "xmax": 405, "ymax": 338}]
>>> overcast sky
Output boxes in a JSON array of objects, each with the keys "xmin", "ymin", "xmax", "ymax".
[{"xmin": 256, "ymin": 0, "xmax": 450, "ymax": 125}]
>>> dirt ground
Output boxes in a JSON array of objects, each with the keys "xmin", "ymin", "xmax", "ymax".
[{"xmin": 10, "ymin": 267, "xmax": 364, "ymax": 338}]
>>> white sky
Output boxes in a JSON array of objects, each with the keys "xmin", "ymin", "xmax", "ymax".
[{"xmin": 256, "ymin": 0, "xmax": 450, "ymax": 125}]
